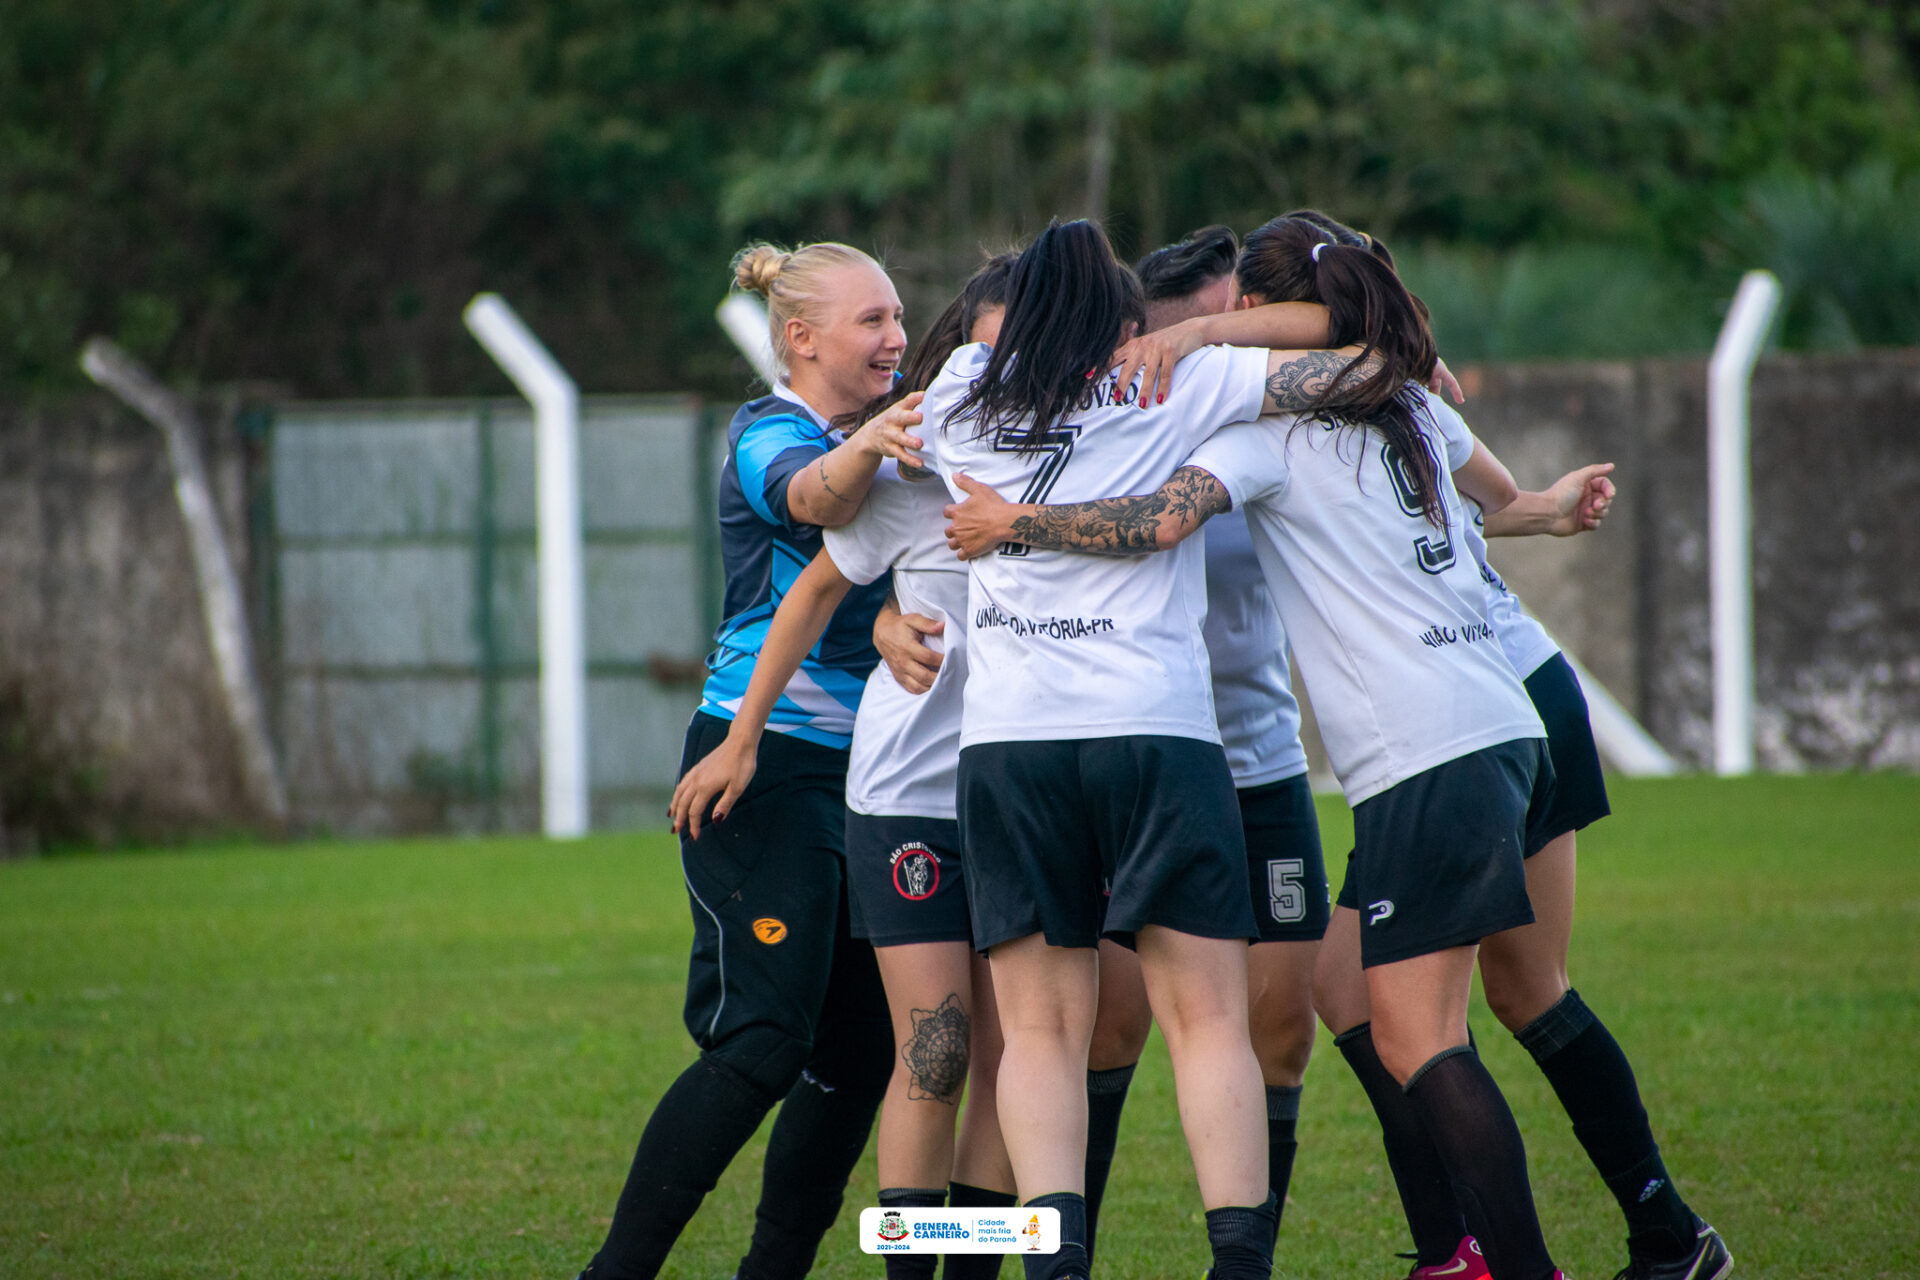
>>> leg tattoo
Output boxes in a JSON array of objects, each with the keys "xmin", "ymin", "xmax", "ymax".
[{"xmin": 903, "ymin": 994, "xmax": 971, "ymax": 1103}]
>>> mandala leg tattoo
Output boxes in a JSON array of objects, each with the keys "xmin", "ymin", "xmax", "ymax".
[{"xmin": 902, "ymin": 994, "xmax": 970, "ymax": 1103}]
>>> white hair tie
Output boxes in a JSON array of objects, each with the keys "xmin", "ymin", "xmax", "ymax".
[{"xmin": 1312, "ymin": 242, "xmax": 1330, "ymax": 263}]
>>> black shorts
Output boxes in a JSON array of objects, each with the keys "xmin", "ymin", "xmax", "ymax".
[
  {"xmin": 845, "ymin": 812, "xmax": 973, "ymax": 947},
  {"xmin": 677, "ymin": 712, "xmax": 887, "ymax": 1085},
  {"xmin": 1335, "ymin": 738, "xmax": 1549, "ymax": 967},
  {"xmin": 1523, "ymin": 652, "xmax": 1612, "ymax": 850},
  {"xmin": 956, "ymin": 735, "xmax": 1257, "ymax": 952},
  {"xmin": 1240, "ymin": 773, "xmax": 1330, "ymax": 943}
]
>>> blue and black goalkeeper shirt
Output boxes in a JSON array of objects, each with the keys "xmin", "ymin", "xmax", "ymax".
[{"xmin": 698, "ymin": 384, "xmax": 891, "ymax": 748}]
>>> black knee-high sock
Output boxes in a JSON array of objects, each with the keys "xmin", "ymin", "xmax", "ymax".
[
  {"xmin": 1264, "ymin": 1085, "xmax": 1302, "ymax": 1242},
  {"xmin": 944, "ymin": 1184, "xmax": 1016, "ymax": 1280},
  {"xmin": 736, "ymin": 1061, "xmax": 891, "ymax": 1280},
  {"xmin": 1205, "ymin": 1190, "xmax": 1280, "ymax": 1280},
  {"xmin": 1516, "ymin": 990, "xmax": 1696, "ymax": 1261},
  {"xmin": 1022, "ymin": 1192, "xmax": 1089, "ymax": 1280},
  {"xmin": 1402, "ymin": 1047, "xmax": 1556, "ymax": 1280},
  {"xmin": 1334, "ymin": 1024, "xmax": 1465, "ymax": 1267},
  {"xmin": 583, "ymin": 1055, "xmax": 781, "ymax": 1279},
  {"xmin": 1081, "ymin": 1062, "xmax": 1136, "ymax": 1264},
  {"xmin": 880, "ymin": 1187, "xmax": 947, "ymax": 1280}
]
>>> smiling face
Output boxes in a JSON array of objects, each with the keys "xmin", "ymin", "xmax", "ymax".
[{"xmin": 784, "ymin": 260, "xmax": 906, "ymax": 418}]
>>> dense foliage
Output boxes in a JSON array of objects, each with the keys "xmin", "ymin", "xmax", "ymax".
[{"xmin": 3, "ymin": 0, "xmax": 1916, "ymax": 397}]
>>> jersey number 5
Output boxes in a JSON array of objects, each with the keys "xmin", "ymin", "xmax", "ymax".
[
  {"xmin": 1267, "ymin": 858, "xmax": 1307, "ymax": 924},
  {"xmin": 994, "ymin": 424, "xmax": 1083, "ymax": 557},
  {"xmin": 1381, "ymin": 441, "xmax": 1456, "ymax": 575}
]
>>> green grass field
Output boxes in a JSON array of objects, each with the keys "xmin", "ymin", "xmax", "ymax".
[{"xmin": 2, "ymin": 775, "xmax": 1916, "ymax": 1279}]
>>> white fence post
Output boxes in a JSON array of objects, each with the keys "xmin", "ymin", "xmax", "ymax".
[
  {"xmin": 463, "ymin": 294, "xmax": 590, "ymax": 839},
  {"xmin": 716, "ymin": 293, "xmax": 781, "ymax": 386},
  {"xmin": 80, "ymin": 337, "xmax": 292, "ymax": 827},
  {"xmin": 1707, "ymin": 270, "xmax": 1782, "ymax": 776}
]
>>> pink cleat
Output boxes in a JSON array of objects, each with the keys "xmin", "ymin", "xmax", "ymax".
[{"xmin": 1407, "ymin": 1236, "xmax": 1490, "ymax": 1280}]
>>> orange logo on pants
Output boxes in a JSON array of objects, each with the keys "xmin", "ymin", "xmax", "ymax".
[{"xmin": 752, "ymin": 917, "xmax": 788, "ymax": 944}]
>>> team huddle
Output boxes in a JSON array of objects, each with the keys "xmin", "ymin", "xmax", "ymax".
[{"xmin": 572, "ymin": 216, "xmax": 1732, "ymax": 1280}]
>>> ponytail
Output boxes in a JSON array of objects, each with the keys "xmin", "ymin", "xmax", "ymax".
[
  {"xmin": 1239, "ymin": 216, "xmax": 1445, "ymax": 525},
  {"xmin": 949, "ymin": 219, "xmax": 1145, "ymax": 452}
]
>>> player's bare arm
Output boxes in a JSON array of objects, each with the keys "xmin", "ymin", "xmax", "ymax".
[
  {"xmin": 943, "ymin": 465, "xmax": 1231, "ymax": 560},
  {"xmin": 785, "ymin": 391, "xmax": 926, "ymax": 528},
  {"xmin": 1262, "ymin": 346, "xmax": 1385, "ymax": 414},
  {"xmin": 670, "ymin": 550, "xmax": 853, "ymax": 838},
  {"xmin": 1110, "ymin": 302, "xmax": 1333, "ymax": 407},
  {"xmin": 1483, "ymin": 462, "xmax": 1616, "ymax": 537},
  {"xmin": 1451, "ymin": 439, "xmax": 1522, "ymax": 515}
]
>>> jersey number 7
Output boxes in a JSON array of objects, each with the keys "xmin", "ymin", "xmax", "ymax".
[{"xmin": 994, "ymin": 424, "xmax": 1084, "ymax": 557}]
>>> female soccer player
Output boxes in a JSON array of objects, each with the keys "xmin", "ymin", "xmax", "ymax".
[
  {"xmin": 1280, "ymin": 214, "xmax": 1730, "ymax": 1280},
  {"xmin": 578, "ymin": 240, "xmax": 927, "ymax": 1280},
  {"xmin": 1073, "ymin": 225, "xmax": 1332, "ymax": 1263},
  {"xmin": 941, "ymin": 215, "xmax": 1570, "ymax": 1280},
  {"xmin": 671, "ymin": 256, "xmax": 1020, "ymax": 1280},
  {"xmin": 916, "ymin": 218, "xmax": 1377, "ymax": 1280}
]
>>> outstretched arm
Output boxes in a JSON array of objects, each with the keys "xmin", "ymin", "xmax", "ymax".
[
  {"xmin": 943, "ymin": 465, "xmax": 1232, "ymax": 560},
  {"xmin": 1482, "ymin": 462, "xmax": 1615, "ymax": 537},
  {"xmin": 785, "ymin": 392, "xmax": 926, "ymax": 528},
  {"xmin": 668, "ymin": 550, "xmax": 853, "ymax": 838}
]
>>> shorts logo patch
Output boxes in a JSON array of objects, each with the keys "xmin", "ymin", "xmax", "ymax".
[
  {"xmin": 890, "ymin": 843, "xmax": 941, "ymax": 901},
  {"xmin": 752, "ymin": 917, "xmax": 788, "ymax": 944},
  {"xmin": 1367, "ymin": 899, "xmax": 1396, "ymax": 925}
]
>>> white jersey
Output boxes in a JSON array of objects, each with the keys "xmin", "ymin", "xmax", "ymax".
[
  {"xmin": 822, "ymin": 461, "xmax": 970, "ymax": 820},
  {"xmin": 921, "ymin": 341, "xmax": 1270, "ymax": 748},
  {"xmin": 1186, "ymin": 406, "xmax": 1544, "ymax": 805},
  {"xmin": 1424, "ymin": 395, "xmax": 1561, "ymax": 680},
  {"xmin": 1202, "ymin": 510, "xmax": 1309, "ymax": 786}
]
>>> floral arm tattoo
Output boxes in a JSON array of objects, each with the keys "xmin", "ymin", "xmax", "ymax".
[
  {"xmin": 1004, "ymin": 465, "xmax": 1231, "ymax": 555},
  {"xmin": 1264, "ymin": 348, "xmax": 1387, "ymax": 411}
]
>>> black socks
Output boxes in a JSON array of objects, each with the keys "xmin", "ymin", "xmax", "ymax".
[
  {"xmin": 1517, "ymin": 989, "xmax": 1697, "ymax": 1261},
  {"xmin": 1402, "ymin": 1046, "xmax": 1557, "ymax": 1280},
  {"xmin": 584, "ymin": 1055, "xmax": 781, "ymax": 1279},
  {"xmin": 944, "ymin": 1183, "xmax": 1016, "ymax": 1280},
  {"xmin": 1081, "ymin": 1062, "xmax": 1136, "ymax": 1263},
  {"xmin": 1264, "ymin": 1084, "xmax": 1302, "ymax": 1241},
  {"xmin": 1334, "ymin": 1023, "xmax": 1465, "ymax": 1267},
  {"xmin": 1205, "ymin": 1190, "xmax": 1280, "ymax": 1280},
  {"xmin": 880, "ymin": 1187, "xmax": 948, "ymax": 1280},
  {"xmin": 1021, "ymin": 1192, "xmax": 1089, "ymax": 1280},
  {"xmin": 736, "ymin": 1062, "xmax": 890, "ymax": 1280}
]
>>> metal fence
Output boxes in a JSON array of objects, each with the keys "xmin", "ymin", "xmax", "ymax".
[{"xmin": 264, "ymin": 396, "xmax": 715, "ymax": 834}]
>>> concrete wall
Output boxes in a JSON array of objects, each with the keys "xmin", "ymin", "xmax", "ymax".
[
  {"xmin": 2, "ymin": 350, "xmax": 1915, "ymax": 841},
  {"xmin": 0, "ymin": 394, "xmax": 257, "ymax": 844},
  {"xmin": 1450, "ymin": 350, "xmax": 1920, "ymax": 771}
]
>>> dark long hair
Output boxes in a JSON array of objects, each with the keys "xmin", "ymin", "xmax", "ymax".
[
  {"xmin": 1283, "ymin": 208, "xmax": 1439, "ymax": 324},
  {"xmin": 1238, "ymin": 214, "xmax": 1446, "ymax": 524},
  {"xmin": 1135, "ymin": 225, "xmax": 1239, "ymax": 301},
  {"xmin": 832, "ymin": 252, "xmax": 1017, "ymax": 433},
  {"xmin": 948, "ymin": 219, "xmax": 1145, "ymax": 451}
]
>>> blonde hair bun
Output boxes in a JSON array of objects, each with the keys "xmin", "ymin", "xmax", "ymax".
[{"xmin": 732, "ymin": 244, "xmax": 791, "ymax": 296}]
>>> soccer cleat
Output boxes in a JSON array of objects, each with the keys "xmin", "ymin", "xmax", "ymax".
[
  {"xmin": 1406, "ymin": 1236, "xmax": 1490, "ymax": 1280},
  {"xmin": 1611, "ymin": 1219, "xmax": 1732, "ymax": 1280}
]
